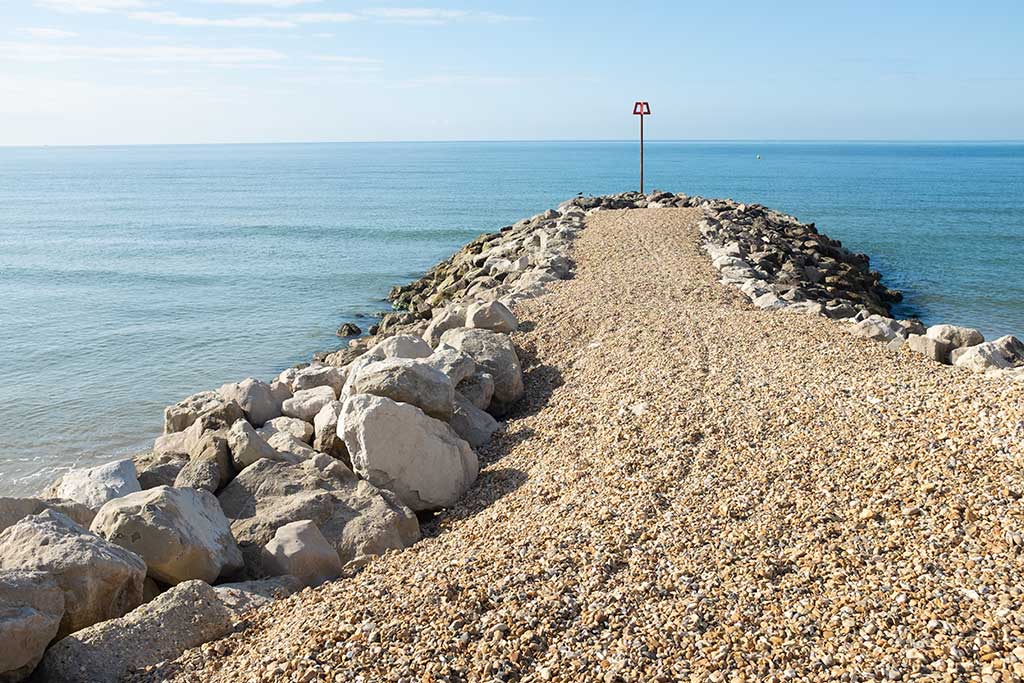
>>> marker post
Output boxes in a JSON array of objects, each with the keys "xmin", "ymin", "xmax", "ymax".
[{"xmin": 632, "ymin": 101, "xmax": 651, "ymax": 193}]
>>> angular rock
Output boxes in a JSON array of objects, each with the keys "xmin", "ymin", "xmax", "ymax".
[
  {"xmin": 927, "ymin": 324, "xmax": 985, "ymax": 349},
  {"xmin": 423, "ymin": 306, "xmax": 467, "ymax": 348},
  {"xmin": 337, "ymin": 322, "xmax": 362, "ymax": 337},
  {"xmin": 218, "ymin": 377, "xmax": 281, "ymax": 427},
  {"xmin": 312, "ymin": 401, "xmax": 348, "ymax": 462},
  {"xmin": 265, "ymin": 431, "xmax": 317, "ymax": 460},
  {"xmin": 133, "ymin": 451, "xmax": 187, "ymax": 490},
  {"xmin": 952, "ymin": 335, "xmax": 1024, "ymax": 373},
  {"xmin": 368, "ymin": 333, "xmax": 433, "ymax": 360},
  {"xmin": 849, "ymin": 315, "xmax": 905, "ymax": 343},
  {"xmin": 0, "ymin": 570, "xmax": 64, "ymax": 683},
  {"xmin": 450, "ymin": 395, "xmax": 500, "ymax": 448},
  {"xmin": 466, "ymin": 300, "xmax": 518, "ymax": 333},
  {"xmin": 261, "ymin": 520, "xmax": 342, "ymax": 587},
  {"xmin": 38, "ymin": 580, "xmax": 235, "ymax": 683},
  {"xmin": 163, "ymin": 391, "xmax": 243, "ymax": 435},
  {"xmin": 907, "ymin": 333, "xmax": 955, "ymax": 364},
  {"xmin": 281, "ymin": 385, "xmax": 337, "ymax": 422},
  {"xmin": 213, "ymin": 575, "xmax": 302, "ymax": 614},
  {"xmin": 457, "ymin": 371, "xmax": 496, "ymax": 410},
  {"xmin": 43, "ymin": 459, "xmax": 141, "ymax": 510},
  {"xmin": 174, "ymin": 432, "xmax": 232, "ymax": 492},
  {"xmin": 218, "ymin": 458, "xmax": 420, "ymax": 577},
  {"xmin": 227, "ymin": 419, "xmax": 293, "ymax": 471},
  {"xmin": 152, "ymin": 430, "xmax": 189, "ymax": 458},
  {"xmin": 90, "ymin": 486, "xmax": 243, "ymax": 585},
  {"xmin": 257, "ymin": 416, "xmax": 314, "ymax": 444},
  {"xmin": 0, "ymin": 497, "xmax": 94, "ymax": 535},
  {"xmin": 292, "ymin": 365, "xmax": 346, "ymax": 396},
  {"xmin": 342, "ymin": 394, "xmax": 478, "ymax": 511},
  {"xmin": 421, "ymin": 344, "xmax": 476, "ymax": 386},
  {"xmin": 349, "ymin": 357, "xmax": 455, "ymax": 421},
  {"xmin": 440, "ymin": 328, "xmax": 524, "ymax": 412},
  {"xmin": 0, "ymin": 510, "xmax": 145, "ymax": 639}
]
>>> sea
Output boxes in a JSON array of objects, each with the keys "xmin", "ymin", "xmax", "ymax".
[{"xmin": 1, "ymin": 141, "xmax": 1022, "ymax": 495}]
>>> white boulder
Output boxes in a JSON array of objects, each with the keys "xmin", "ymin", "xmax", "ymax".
[
  {"xmin": 439, "ymin": 328, "xmax": 524, "ymax": 411},
  {"xmin": 341, "ymin": 394, "xmax": 478, "ymax": 511},
  {"xmin": 927, "ymin": 324, "xmax": 984, "ymax": 349},
  {"xmin": 349, "ymin": 357, "xmax": 455, "ymax": 421},
  {"xmin": 90, "ymin": 486, "xmax": 243, "ymax": 585},
  {"xmin": 43, "ymin": 459, "xmax": 141, "ymax": 511},
  {"xmin": 217, "ymin": 377, "xmax": 281, "ymax": 427},
  {"xmin": 281, "ymin": 385, "xmax": 337, "ymax": 422},
  {"xmin": 261, "ymin": 520, "xmax": 342, "ymax": 587},
  {"xmin": 952, "ymin": 335, "xmax": 1024, "ymax": 372},
  {"xmin": 227, "ymin": 419, "xmax": 293, "ymax": 470},
  {"xmin": 466, "ymin": 300, "xmax": 518, "ymax": 333},
  {"xmin": 292, "ymin": 365, "xmax": 346, "ymax": 395},
  {"xmin": 258, "ymin": 416, "xmax": 314, "ymax": 444}
]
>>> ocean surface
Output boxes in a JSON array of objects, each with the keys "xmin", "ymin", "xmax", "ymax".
[{"xmin": 1, "ymin": 141, "xmax": 1022, "ymax": 495}]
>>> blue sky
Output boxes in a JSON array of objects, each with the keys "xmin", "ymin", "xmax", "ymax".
[{"xmin": 1, "ymin": 0, "xmax": 1022, "ymax": 145}]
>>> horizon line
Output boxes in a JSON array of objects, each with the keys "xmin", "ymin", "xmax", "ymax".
[{"xmin": 2, "ymin": 138, "xmax": 1024, "ymax": 150}]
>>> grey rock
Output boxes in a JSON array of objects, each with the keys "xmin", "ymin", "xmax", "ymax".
[
  {"xmin": 0, "ymin": 497, "xmax": 94, "ymax": 535},
  {"xmin": 261, "ymin": 520, "xmax": 342, "ymax": 587},
  {"xmin": 281, "ymin": 385, "xmax": 337, "ymax": 422},
  {"xmin": 163, "ymin": 391, "xmax": 244, "ymax": 435},
  {"xmin": 457, "ymin": 371, "xmax": 496, "ymax": 411},
  {"xmin": 218, "ymin": 377, "xmax": 282, "ymax": 428},
  {"xmin": 439, "ymin": 328, "xmax": 524, "ymax": 412},
  {"xmin": 0, "ymin": 570, "xmax": 64, "ymax": 683},
  {"xmin": 132, "ymin": 451, "xmax": 187, "ymax": 490},
  {"xmin": 349, "ymin": 357, "xmax": 455, "ymax": 421},
  {"xmin": 450, "ymin": 394, "xmax": 500, "ymax": 448}
]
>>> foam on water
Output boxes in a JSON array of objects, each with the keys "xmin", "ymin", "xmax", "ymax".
[{"xmin": 1, "ymin": 141, "xmax": 1022, "ymax": 494}]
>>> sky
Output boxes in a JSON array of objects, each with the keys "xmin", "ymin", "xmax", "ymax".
[{"xmin": 0, "ymin": 0, "xmax": 1022, "ymax": 145}]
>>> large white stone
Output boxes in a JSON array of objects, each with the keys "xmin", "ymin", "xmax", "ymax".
[
  {"xmin": 292, "ymin": 365, "xmax": 346, "ymax": 395},
  {"xmin": 421, "ymin": 344, "xmax": 476, "ymax": 386},
  {"xmin": 0, "ymin": 570, "xmax": 64, "ymax": 683},
  {"xmin": 449, "ymin": 395, "xmax": 500, "ymax": 448},
  {"xmin": 849, "ymin": 315, "xmax": 904, "ymax": 343},
  {"xmin": 38, "ymin": 580, "xmax": 236, "ymax": 683},
  {"xmin": 349, "ymin": 357, "xmax": 455, "ymax": 421},
  {"xmin": 43, "ymin": 459, "xmax": 141, "ymax": 511},
  {"xmin": 0, "ymin": 510, "xmax": 145, "ymax": 639},
  {"xmin": 926, "ymin": 324, "xmax": 984, "ymax": 349},
  {"xmin": 0, "ymin": 497, "xmax": 94, "ymax": 535},
  {"xmin": 163, "ymin": 391, "xmax": 243, "ymax": 435},
  {"xmin": 368, "ymin": 333, "xmax": 433, "ymax": 360},
  {"xmin": 227, "ymin": 419, "xmax": 294, "ymax": 471},
  {"xmin": 90, "ymin": 486, "xmax": 243, "ymax": 585},
  {"xmin": 218, "ymin": 458, "xmax": 420, "ymax": 577},
  {"xmin": 258, "ymin": 416, "xmax": 314, "ymax": 444},
  {"xmin": 952, "ymin": 335, "xmax": 1024, "ymax": 373},
  {"xmin": 439, "ymin": 328, "xmax": 524, "ymax": 411},
  {"xmin": 312, "ymin": 401, "xmax": 347, "ymax": 460},
  {"xmin": 422, "ymin": 306, "xmax": 467, "ymax": 348},
  {"xmin": 261, "ymin": 520, "xmax": 342, "ymax": 587},
  {"xmin": 466, "ymin": 300, "xmax": 518, "ymax": 333},
  {"xmin": 341, "ymin": 394, "xmax": 478, "ymax": 511},
  {"xmin": 281, "ymin": 385, "xmax": 337, "ymax": 422},
  {"xmin": 218, "ymin": 377, "xmax": 282, "ymax": 427}
]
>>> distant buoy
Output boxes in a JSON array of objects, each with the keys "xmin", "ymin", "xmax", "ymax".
[{"xmin": 756, "ymin": 154, "xmax": 761, "ymax": 160}]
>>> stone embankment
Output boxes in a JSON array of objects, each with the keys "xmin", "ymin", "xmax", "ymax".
[{"xmin": 2, "ymin": 191, "xmax": 1022, "ymax": 683}]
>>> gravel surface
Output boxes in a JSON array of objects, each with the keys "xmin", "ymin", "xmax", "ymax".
[{"xmin": 135, "ymin": 208, "xmax": 1024, "ymax": 683}]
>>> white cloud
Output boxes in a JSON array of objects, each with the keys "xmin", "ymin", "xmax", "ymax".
[
  {"xmin": 199, "ymin": 0, "xmax": 322, "ymax": 5},
  {"xmin": 0, "ymin": 41, "xmax": 285, "ymax": 65},
  {"xmin": 18, "ymin": 28, "xmax": 80, "ymax": 39},
  {"xmin": 291, "ymin": 12, "xmax": 359, "ymax": 24},
  {"xmin": 33, "ymin": 0, "xmax": 146, "ymax": 13},
  {"xmin": 128, "ymin": 11, "xmax": 296, "ymax": 28},
  {"xmin": 315, "ymin": 55, "xmax": 381, "ymax": 64},
  {"xmin": 361, "ymin": 8, "xmax": 530, "ymax": 24}
]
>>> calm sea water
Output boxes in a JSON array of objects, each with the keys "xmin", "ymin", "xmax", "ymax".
[{"xmin": 1, "ymin": 142, "xmax": 1022, "ymax": 494}]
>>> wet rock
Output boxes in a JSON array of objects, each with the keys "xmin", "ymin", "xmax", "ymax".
[{"xmin": 337, "ymin": 322, "xmax": 362, "ymax": 337}]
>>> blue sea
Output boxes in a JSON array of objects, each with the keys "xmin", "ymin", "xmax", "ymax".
[{"xmin": 1, "ymin": 141, "xmax": 1022, "ymax": 494}]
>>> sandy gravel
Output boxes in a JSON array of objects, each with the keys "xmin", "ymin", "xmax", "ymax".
[{"xmin": 141, "ymin": 208, "xmax": 1024, "ymax": 683}]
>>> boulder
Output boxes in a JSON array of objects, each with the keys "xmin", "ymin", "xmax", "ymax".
[
  {"xmin": 349, "ymin": 357, "xmax": 455, "ymax": 421},
  {"xmin": 218, "ymin": 458, "xmax": 419, "ymax": 577},
  {"xmin": 457, "ymin": 371, "xmax": 495, "ymax": 411},
  {"xmin": 174, "ymin": 432, "xmax": 232, "ymax": 492},
  {"xmin": 132, "ymin": 451, "xmax": 187, "ymax": 490},
  {"xmin": 292, "ymin": 365, "xmax": 346, "ymax": 396},
  {"xmin": 466, "ymin": 300, "xmax": 518, "ymax": 333},
  {"xmin": 0, "ymin": 497, "xmax": 94, "ymax": 534},
  {"xmin": 227, "ymin": 419, "xmax": 294, "ymax": 471},
  {"xmin": 337, "ymin": 322, "xmax": 362, "ymax": 337},
  {"xmin": 42, "ymin": 459, "xmax": 141, "ymax": 510},
  {"xmin": 38, "ymin": 580, "xmax": 235, "ymax": 683},
  {"xmin": 257, "ymin": 416, "xmax": 314, "ymax": 444},
  {"xmin": 261, "ymin": 520, "xmax": 342, "ymax": 587},
  {"xmin": 952, "ymin": 335, "xmax": 1024, "ymax": 373},
  {"xmin": 341, "ymin": 394, "xmax": 479, "ymax": 511},
  {"xmin": 0, "ymin": 510, "xmax": 145, "ymax": 639},
  {"xmin": 450, "ymin": 395, "xmax": 500, "ymax": 448},
  {"xmin": 422, "ymin": 306, "xmax": 467, "ymax": 348},
  {"xmin": 269, "ymin": 378, "xmax": 293, "ymax": 407},
  {"xmin": 440, "ymin": 328, "xmax": 524, "ymax": 411},
  {"xmin": 0, "ymin": 570, "xmax": 64, "ymax": 683},
  {"xmin": 152, "ymin": 430, "xmax": 189, "ymax": 457},
  {"xmin": 927, "ymin": 324, "xmax": 985, "ymax": 349},
  {"xmin": 163, "ymin": 391, "xmax": 243, "ymax": 435},
  {"xmin": 213, "ymin": 575, "xmax": 302, "ymax": 613},
  {"xmin": 312, "ymin": 401, "xmax": 348, "ymax": 462},
  {"xmin": 907, "ymin": 333, "xmax": 955, "ymax": 364},
  {"xmin": 218, "ymin": 377, "xmax": 281, "ymax": 427},
  {"xmin": 281, "ymin": 386, "xmax": 337, "ymax": 422},
  {"xmin": 265, "ymin": 431, "xmax": 317, "ymax": 460},
  {"xmin": 90, "ymin": 486, "xmax": 243, "ymax": 586},
  {"xmin": 421, "ymin": 344, "xmax": 476, "ymax": 386},
  {"xmin": 368, "ymin": 334, "xmax": 433, "ymax": 360},
  {"xmin": 849, "ymin": 315, "xmax": 905, "ymax": 343}
]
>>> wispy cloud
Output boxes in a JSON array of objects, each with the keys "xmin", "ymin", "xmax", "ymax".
[
  {"xmin": 17, "ymin": 27, "xmax": 80, "ymax": 39},
  {"xmin": 128, "ymin": 10, "xmax": 358, "ymax": 28},
  {"xmin": 0, "ymin": 41, "xmax": 285, "ymax": 65},
  {"xmin": 33, "ymin": 0, "xmax": 146, "ymax": 13},
  {"xmin": 361, "ymin": 8, "xmax": 530, "ymax": 24},
  {"xmin": 314, "ymin": 55, "xmax": 382, "ymax": 64},
  {"xmin": 395, "ymin": 73, "xmax": 534, "ymax": 87},
  {"xmin": 199, "ymin": 0, "xmax": 322, "ymax": 6}
]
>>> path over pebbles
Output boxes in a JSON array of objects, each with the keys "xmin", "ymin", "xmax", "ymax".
[{"xmin": 140, "ymin": 208, "xmax": 1024, "ymax": 683}]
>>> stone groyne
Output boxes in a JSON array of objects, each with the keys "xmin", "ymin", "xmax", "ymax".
[{"xmin": 2, "ymin": 192, "xmax": 1022, "ymax": 683}]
